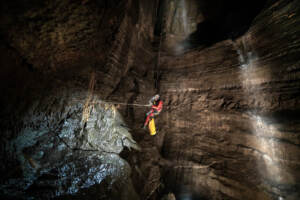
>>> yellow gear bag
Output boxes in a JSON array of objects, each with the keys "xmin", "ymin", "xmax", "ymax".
[{"xmin": 148, "ymin": 118, "xmax": 156, "ymax": 136}]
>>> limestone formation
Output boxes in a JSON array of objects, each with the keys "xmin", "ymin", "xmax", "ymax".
[{"xmin": 0, "ymin": 0, "xmax": 299, "ymax": 199}]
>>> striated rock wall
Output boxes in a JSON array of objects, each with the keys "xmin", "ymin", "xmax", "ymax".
[
  {"xmin": 159, "ymin": 0, "xmax": 202, "ymax": 50},
  {"xmin": 157, "ymin": 0, "xmax": 300, "ymax": 199},
  {"xmin": 0, "ymin": 0, "xmax": 158, "ymax": 199},
  {"xmin": 1, "ymin": 0, "xmax": 300, "ymax": 199}
]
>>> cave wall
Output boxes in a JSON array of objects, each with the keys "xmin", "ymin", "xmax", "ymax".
[
  {"xmin": 1, "ymin": 0, "xmax": 300, "ymax": 200},
  {"xmin": 159, "ymin": 0, "xmax": 202, "ymax": 50},
  {"xmin": 157, "ymin": 0, "xmax": 268, "ymax": 52},
  {"xmin": 0, "ymin": 0, "xmax": 159, "ymax": 199},
  {"xmin": 157, "ymin": 0, "xmax": 300, "ymax": 199}
]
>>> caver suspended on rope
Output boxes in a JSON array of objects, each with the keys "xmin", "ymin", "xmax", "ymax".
[
  {"xmin": 72, "ymin": 93, "xmax": 163, "ymax": 136},
  {"xmin": 143, "ymin": 94, "xmax": 163, "ymax": 135}
]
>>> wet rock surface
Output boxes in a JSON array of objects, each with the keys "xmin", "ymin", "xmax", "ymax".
[
  {"xmin": 0, "ymin": 89, "xmax": 140, "ymax": 199},
  {"xmin": 0, "ymin": 0, "xmax": 157, "ymax": 199},
  {"xmin": 1, "ymin": 0, "xmax": 300, "ymax": 200},
  {"xmin": 155, "ymin": 0, "xmax": 300, "ymax": 199},
  {"xmin": 156, "ymin": 0, "xmax": 267, "ymax": 52}
]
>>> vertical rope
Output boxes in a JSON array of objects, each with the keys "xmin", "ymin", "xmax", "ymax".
[
  {"xmin": 81, "ymin": 24, "xmax": 100, "ymax": 124},
  {"xmin": 155, "ymin": 30, "xmax": 163, "ymax": 90},
  {"xmin": 155, "ymin": 0, "xmax": 165, "ymax": 91},
  {"xmin": 81, "ymin": 71, "xmax": 96, "ymax": 123}
]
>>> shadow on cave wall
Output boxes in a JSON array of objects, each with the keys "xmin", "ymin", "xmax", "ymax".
[{"xmin": 179, "ymin": 0, "xmax": 268, "ymax": 50}]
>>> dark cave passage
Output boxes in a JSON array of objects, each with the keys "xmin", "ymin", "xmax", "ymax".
[
  {"xmin": 1, "ymin": 0, "xmax": 300, "ymax": 200},
  {"xmin": 154, "ymin": 0, "xmax": 268, "ymax": 52}
]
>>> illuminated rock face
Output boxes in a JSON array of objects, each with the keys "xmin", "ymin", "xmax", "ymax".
[
  {"xmin": 0, "ymin": 0, "xmax": 156, "ymax": 199},
  {"xmin": 157, "ymin": 0, "xmax": 300, "ymax": 199},
  {"xmin": 0, "ymin": 0, "xmax": 300, "ymax": 200},
  {"xmin": 0, "ymin": 89, "xmax": 141, "ymax": 199}
]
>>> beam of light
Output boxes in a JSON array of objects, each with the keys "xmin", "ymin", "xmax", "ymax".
[
  {"xmin": 236, "ymin": 37, "xmax": 294, "ymax": 198},
  {"xmin": 180, "ymin": 0, "xmax": 189, "ymax": 35},
  {"xmin": 173, "ymin": 0, "xmax": 193, "ymax": 55}
]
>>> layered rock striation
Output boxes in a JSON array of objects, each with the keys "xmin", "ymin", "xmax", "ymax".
[
  {"xmin": 156, "ymin": 0, "xmax": 300, "ymax": 199},
  {"xmin": 0, "ymin": 0, "xmax": 158, "ymax": 199},
  {"xmin": 0, "ymin": 0, "xmax": 300, "ymax": 200}
]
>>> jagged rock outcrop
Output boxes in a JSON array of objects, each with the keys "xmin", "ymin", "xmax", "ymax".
[
  {"xmin": 1, "ymin": 0, "xmax": 300, "ymax": 200},
  {"xmin": 1, "ymin": 90, "xmax": 140, "ymax": 199},
  {"xmin": 0, "ymin": 0, "xmax": 158, "ymax": 199}
]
